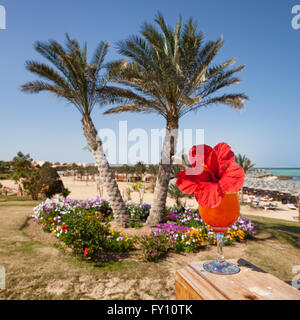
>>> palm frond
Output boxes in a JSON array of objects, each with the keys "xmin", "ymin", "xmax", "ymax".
[
  {"xmin": 204, "ymin": 93, "xmax": 247, "ymax": 109},
  {"xmin": 235, "ymin": 154, "xmax": 255, "ymax": 174},
  {"xmin": 104, "ymin": 103, "xmax": 163, "ymax": 116},
  {"xmin": 22, "ymin": 35, "xmax": 112, "ymax": 116},
  {"xmin": 104, "ymin": 12, "xmax": 248, "ymax": 123},
  {"xmin": 91, "ymin": 41, "xmax": 109, "ymax": 70},
  {"xmin": 25, "ymin": 61, "xmax": 71, "ymax": 92}
]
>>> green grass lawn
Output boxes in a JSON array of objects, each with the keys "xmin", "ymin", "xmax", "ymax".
[
  {"xmin": 243, "ymin": 214, "xmax": 300, "ymax": 248},
  {"xmin": 0, "ymin": 196, "xmax": 41, "ymax": 207},
  {"xmin": 242, "ymin": 214, "xmax": 300, "ymax": 283},
  {"xmin": 0, "ymin": 195, "xmax": 38, "ymax": 201}
]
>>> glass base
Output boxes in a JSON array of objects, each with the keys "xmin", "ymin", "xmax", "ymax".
[{"xmin": 203, "ymin": 260, "xmax": 240, "ymax": 275}]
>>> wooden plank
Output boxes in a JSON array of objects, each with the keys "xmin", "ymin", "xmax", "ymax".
[
  {"xmin": 176, "ymin": 267, "xmax": 227, "ymax": 300},
  {"xmin": 176, "ymin": 259, "xmax": 300, "ymax": 300},
  {"xmin": 175, "ymin": 277, "xmax": 204, "ymax": 300},
  {"xmin": 189, "ymin": 261, "xmax": 259, "ymax": 300},
  {"xmin": 228, "ymin": 259, "xmax": 300, "ymax": 300}
]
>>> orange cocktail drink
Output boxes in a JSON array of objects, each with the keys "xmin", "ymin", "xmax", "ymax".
[
  {"xmin": 198, "ymin": 192, "xmax": 240, "ymax": 233},
  {"xmin": 176, "ymin": 143, "xmax": 245, "ymax": 274},
  {"xmin": 199, "ymin": 192, "xmax": 241, "ymax": 274}
]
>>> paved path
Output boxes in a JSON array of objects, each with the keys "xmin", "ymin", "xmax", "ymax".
[{"xmin": 241, "ymin": 208, "xmax": 299, "ymax": 222}]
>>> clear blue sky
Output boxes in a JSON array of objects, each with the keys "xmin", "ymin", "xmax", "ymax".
[{"xmin": 0, "ymin": 0, "xmax": 299, "ymax": 167}]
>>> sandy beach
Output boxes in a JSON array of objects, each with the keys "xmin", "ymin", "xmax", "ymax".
[{"xmin": 1, "ymin": 177, "xmax": 299, "ymax": 222}]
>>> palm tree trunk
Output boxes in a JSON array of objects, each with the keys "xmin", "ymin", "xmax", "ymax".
[
  {"xmin": 146, "ymin": 120, "xmax": 178, "ymax": 226},
  {"xmin": 82, "ymin": 114, "xmax": 128, "ymax": 227}
]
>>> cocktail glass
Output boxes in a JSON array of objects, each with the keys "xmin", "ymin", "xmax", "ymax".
[{"xmin": 199, "ymin": 192, "xmax": 240, "ymax": 275}]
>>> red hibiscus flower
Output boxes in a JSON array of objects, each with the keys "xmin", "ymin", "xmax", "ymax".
[
  {"xmin": 61, "ymin": 225, "xmax": 68, "ymax": 232},
  {"xmin": 176, "ymin": 143, "xmax": 245, "ymax": 208},
  {"xmin": 83, "ymin": 248, "xmax": 89, "ymax": 257}
]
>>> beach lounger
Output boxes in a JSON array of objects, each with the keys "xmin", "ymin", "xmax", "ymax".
[
  {"xmin": 262, "ymin": 202, "xmax": 277, "ymax": 211},
  {"xmin": 252, "ymin": 203, "xmax": 260, "ymax": 208}
]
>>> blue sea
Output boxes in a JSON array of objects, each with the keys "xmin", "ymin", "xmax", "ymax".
[{"xmin": 259, "ymin": 168, "xmax": 300, "ymax": 183}]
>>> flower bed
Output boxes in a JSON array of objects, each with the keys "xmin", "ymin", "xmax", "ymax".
[
  {"xmin": 167, "ymin": 208, "xmax": 255, "ymax": 237},
  {"xmin": 32, "ymin": 198, "xmax": 136, "ymax": 258},
  {"xmin": 167, "ymin": 207, "xmax": 255, "ymax": 246},
  {"xmin": 33, "ymin": 198, "xmax": 256, "ymax": 262}
]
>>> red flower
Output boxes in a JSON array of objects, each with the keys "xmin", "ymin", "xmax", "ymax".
[
  {"xmin": 83, "ymin": 248, "xmax": 89, "ymax": 257},
  {"xmin": 176, "ymin": 143, "xmax": 245, "ymax": 208},
  {"xmin": 61, "ymin": 225, "xmax": 68, "ymax": 232}
]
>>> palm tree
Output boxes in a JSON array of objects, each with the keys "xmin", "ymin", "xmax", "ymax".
[
  {"xmin": 235, "ymin": 154, "xmax": 255, "ymax": 174},
  {"xmin": 21, "ymin": 35, "xmax": 128, "ymax": 226},
  {"xmin": 235, "ymin": 154, "xmax": 255, "ymax": 203},
  {"xmin": 147, "ymin": 164, "xmax": 159, "ymax": 177},
  {"xmin": 121, "ymin": 164, "xmax": 133, "ymax": 181},
  {"xmin": 103, "ymin": 13, "xmax": 248, "ymax": 226},
  {"xmin": 171, "ymin": 164, "xmax": 184, "ymax": 179},
  {"xmin": 168, "ymin": 183, "xmax": 185, "ymax": 211},
  {"xmin": 134, "ymin": 161, "xmax": 147, "ymax": 179}
]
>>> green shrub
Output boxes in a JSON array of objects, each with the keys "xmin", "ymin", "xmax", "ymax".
[
  {"xmin": 38, "ymin": 167, "xmax": 65, "ymax": 198},
  {"xmin": 125, "ymin": 187, "xmax": 132, "ymax": 201},
  {"xmin": 23, "ymin": 166, "xmax": 65, "ymax": 200},
  {"xmin": 139, "ymin": 234, "xmax": 173, "ymax": 262},
  {"xmin": 129, "ymin": 220, "xmax": 143, "ymax": 228},
  {"xmin": 0, "ymin": 173, "xmax": 11, "ymax": 180},
  {"xmin": 168, "ymin": 184, "xmax": 186, "ymax": 210},
  {"xmin": 61, "ymin": 188, "xmax": 71, "ymax": 199},
  {"xmin": 59, "ymin": 213, "xmax": 135, "ymax": 257},
  {"xmin": 132, "ymin": 182, "xmax": 145, "ymax": 204},
  {"xmin": 59, "ymin": 212, "xmax": 110, "ymax": 257}
]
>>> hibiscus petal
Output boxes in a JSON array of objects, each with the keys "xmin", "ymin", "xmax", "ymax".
[
  {"xmin": 195, "ymin": 182, "xmax": 225, "ymax": 208},
  {"xmin": 189, "ymin": 144, "xmax": 213, "ymax": 168},
  {"xmin": 188, "ymin": 144, "xmax": 219, "ymax": 180},
  {"xmin": 176, "ymin": 169, "xmax": 211, "ymax": 195},
  {"xmin": 213, "ymin": 142, "xmax": 235, "ymax": 168},
  {"xmin": 206, "ymin": 149, "xmax": 219, "ymax": 178},
  {"xmin": 219, "ymin": 162, "xmax": 245, "ymax": 192}
]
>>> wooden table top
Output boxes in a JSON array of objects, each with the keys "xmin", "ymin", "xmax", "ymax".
[{"xmin": 176, "ymin": 259, "xmax": 300, "ymax": 300}]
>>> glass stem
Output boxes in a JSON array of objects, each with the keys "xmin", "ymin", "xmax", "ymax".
[{"xmin": 216, "ymin": 232, "xmax": 225, "ymax": 264}]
